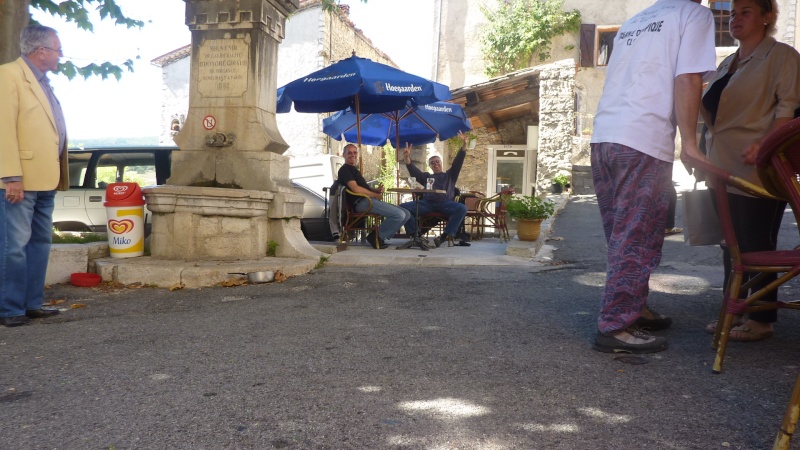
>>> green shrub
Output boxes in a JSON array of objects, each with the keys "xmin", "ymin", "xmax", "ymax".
[
  {"xmin": 52, "ymin": 229, "xmax": 106, "ymax": 244},
  {"xmin": 552, "ymin": 173, "xmax": 570, "ymax": 187},
  {"xmin": 506, "ymin": 195, "xmax": 555, "ymax": 220}
]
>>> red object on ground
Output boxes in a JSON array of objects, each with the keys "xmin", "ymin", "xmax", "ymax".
[{"xmin": 70, "ymin": 273, "xmax": 102, "ymax": 287}]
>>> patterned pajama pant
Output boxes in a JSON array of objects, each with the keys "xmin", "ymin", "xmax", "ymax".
[{"xmin": 591, "ymin": 143, "xmax": 672, "ymax": 334}]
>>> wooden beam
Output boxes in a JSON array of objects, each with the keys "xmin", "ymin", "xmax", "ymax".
[
  {"xmin": 464, "ymin": 87, "xmax": 539, "ymax": 117},
  {"xmin": 465, "ymin": 91, "xmax": 480, "ymax": 107},
  {"xmin": 478, "ymin": 114, "xmax": 497, "ymax": 132}
]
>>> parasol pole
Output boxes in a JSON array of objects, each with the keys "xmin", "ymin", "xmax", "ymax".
[
  {"xmin": 356, "ymin": 93, "xmax": 363, "ymax": 173},
  {"xmin": 396, "ymin": 113, "xmax": 401, "ymax": 195}
]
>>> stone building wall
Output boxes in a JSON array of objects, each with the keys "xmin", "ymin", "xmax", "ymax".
[
  {"xmin": 284, "ymin": 0, "xmax": 396, "ymax": 182},
  {"xmin": 153, "ymin": 46, "xmax": 191, "ymax": 146},
  {"xmin": 537, "ymin": 60, "xmax": 576, "ymax": 194}
]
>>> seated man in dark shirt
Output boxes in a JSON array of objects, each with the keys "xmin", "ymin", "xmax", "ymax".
[
  {"xmin": 337, "ymin": 143, "xmax": 411, "ymax": 249},
  {"xmin": 401, "ymin": 131, "xmax": 470, "ymax": 247}
]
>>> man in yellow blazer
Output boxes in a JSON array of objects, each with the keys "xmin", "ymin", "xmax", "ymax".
[{"xmin": 0, "ymin": 25, "xmax": 70, "ymax": 327}]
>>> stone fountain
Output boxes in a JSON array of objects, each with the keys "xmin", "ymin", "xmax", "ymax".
[{"xmin": 142, "ymin": 0, "xmax": 321, "ymax": 262}]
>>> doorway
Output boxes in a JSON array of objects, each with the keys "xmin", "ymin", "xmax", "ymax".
[{"xmin": 487, "ymin": 145, "xmax": 534, "ymax": 196}]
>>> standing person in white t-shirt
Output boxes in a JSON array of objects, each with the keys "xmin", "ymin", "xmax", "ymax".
[{"xmin": 590, "ymin": 0, "xmax": 717, "ymax": 354}]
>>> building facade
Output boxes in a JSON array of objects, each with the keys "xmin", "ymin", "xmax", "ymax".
[{"xmin": 433, "ymin": 0, "xmax": 800, "ymax": 196}]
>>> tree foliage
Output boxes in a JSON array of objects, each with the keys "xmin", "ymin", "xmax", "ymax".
[
  {"xmin": 320, "ymin": 0, "xmax": 367, "ymax": 12},
  {"xmin": 377, "ymin": 144, "xmax": 397, "ymax": 190},
  {"xmin": 30, "ymin": 0, "xmax": 145, "ymax": 80},
  {"xmin": 1, "ymin": 0, "xmax": 143, "ymax": 79},
  {"xmin": 480, "ymin": 0, "xmax": 581, "ymax": 77}
]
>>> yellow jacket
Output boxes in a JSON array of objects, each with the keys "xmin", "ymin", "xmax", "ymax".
[{"xmin": 0, "ymin": 57, "xmax": 69, "ymax": 191}]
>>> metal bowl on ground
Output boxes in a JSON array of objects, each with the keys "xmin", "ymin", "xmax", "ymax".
[{"xmin": 229, "ymin": 271, "xmax": 275, "ymax": 284}]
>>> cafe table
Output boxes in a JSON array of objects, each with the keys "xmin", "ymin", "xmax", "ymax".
[{"xmin": 388, "ymin": 187, "xmax": 446, "ymax": 250}]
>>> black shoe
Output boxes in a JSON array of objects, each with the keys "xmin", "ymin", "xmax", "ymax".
[
  {"xmin": 365, "ymin": 231, "xmax": 386, "ymax": 249},
  {"xmin": 26, "ymin": 308, "xmax": 60, "ymax": 319},
  {"xmin": 1, "ymin": 315, "xmax": 32, "ymax": 327},
  {"xmin": 592, "ymin": 327, "xmax": 668, "ymax": 354},
  {"xmin": 434, "ymin": 234, "xmax": 453, "ymax": 248},
  {"xmin": 633, "ymin": 306, "xmax": 672, "ymax": 331},
  {"xmin": 455, "ymin": 239, "xmax": 471, "ymax": 247}
]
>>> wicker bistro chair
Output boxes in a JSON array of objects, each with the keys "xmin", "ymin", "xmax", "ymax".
[
  {"xmin": 470, "ymin": 189, "xmax": 512, "ymax": 242},
  {"xmin": 340, "ymin": 189, "xmax": 383, "ymax": 249},
  {"xmin": 689, "ymin": 119, "xmax": 800, "ymax": 362},
  {"xmin": 684, "ymin": 126, "xmax": 800, "ymax": 376},
  {"xmin": 461, "ymin": 191, "xmax": 485, "ymax": 240},
  {"xmin": 418, "ymin": 212, "xmax": 448, "ymax": 237},
  {"xmin": 686, "ymin": 119, "xmax": 800, "ymax": 450},
  {"xmin": 754, "ymin": 118, "xmax": 800, "ymax": 450}
]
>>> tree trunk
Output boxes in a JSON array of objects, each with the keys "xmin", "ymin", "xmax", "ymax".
[{"xmin": 0, "ymin": 0, "xmax": 31, "ymax": 65}]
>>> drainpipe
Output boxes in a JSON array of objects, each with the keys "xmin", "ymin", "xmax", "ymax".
[{"xmin": 434, "ymin": 0, "xmax": 443, "ymax": 81}]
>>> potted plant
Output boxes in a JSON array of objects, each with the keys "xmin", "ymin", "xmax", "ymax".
[
  {"xmin": 551, "ymin": 173, "xmax": 571, "ymax": 194},
  {"xmin": 505, "ymin": 195, "xmax": 555, "ymax": 241}
]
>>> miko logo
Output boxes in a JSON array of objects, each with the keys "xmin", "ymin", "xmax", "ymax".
[
  {"xmin": 112, "ymin": 185, "xmax": 129, "ymax": 194},
  {"xmin": 108, "ymin": 219, "xmax": 134, "ymax": 235}
]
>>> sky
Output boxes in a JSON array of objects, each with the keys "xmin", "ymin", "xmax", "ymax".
[{"xmin": 30, "ymin": 0, "xmax": 434, "ymax": 142}]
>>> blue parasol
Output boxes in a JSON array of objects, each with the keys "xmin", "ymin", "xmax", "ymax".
[
  {"xmin": 276, "ymin": 55, "xmax": 452, "ymax": 115},
  {"xmin": 322, "ymin": 101, "xmax": 471, "ymax": 149}
]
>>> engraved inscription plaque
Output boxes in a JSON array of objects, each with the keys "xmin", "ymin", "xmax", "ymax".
[{"xmin": 197, "ymin": 39, "xmax": 249, "ymax": 97}]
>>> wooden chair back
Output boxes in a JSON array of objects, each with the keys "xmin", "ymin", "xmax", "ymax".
[{"xmin": 341, "ymin": 189, "xmax": 382, "ymax": 249}]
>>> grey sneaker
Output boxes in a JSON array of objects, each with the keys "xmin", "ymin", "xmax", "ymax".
[
  {"xmin": 593, "ymin": 326, "xmax": 668, "ymax": 354},
  {"xmin": 634, "ymin": 306, "xmax": 672, "ymax": 331}
]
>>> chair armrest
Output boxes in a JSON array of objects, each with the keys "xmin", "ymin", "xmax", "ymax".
[
  {"xmin": 346, "ymin": 189, "xmax": 374, "ymax": 213},
  {"xmin": 682, "ymin": 152, "xmax": 782, "ymax": 201},
  {"xmin": 476, "ymin": 194, "xmax": 501, "ymax": 214}
]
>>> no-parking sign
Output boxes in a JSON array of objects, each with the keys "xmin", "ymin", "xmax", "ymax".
[{"xmin": 203, "ymin": 115, "xmax": 216, "ymax": 130}]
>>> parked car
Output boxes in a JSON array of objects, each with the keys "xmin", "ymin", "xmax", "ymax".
[{"xmin": 52, "ymin": 146, "xmax": 336, "ymax": 241}]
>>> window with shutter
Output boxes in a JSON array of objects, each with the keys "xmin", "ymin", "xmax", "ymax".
[
  {"xmin": 580, "ymin": 24, "xmax": 620, "ymax": 67},
  {"xmin": 580, "ymin": 24, "xmax": 596, "ymax": 67}
]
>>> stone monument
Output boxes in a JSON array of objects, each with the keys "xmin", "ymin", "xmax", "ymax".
[{"xmin": 143, "ymin": 0, "xmax": 321, "ymax": 261}]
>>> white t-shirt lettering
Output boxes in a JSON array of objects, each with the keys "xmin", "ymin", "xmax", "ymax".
[{"xmin": 591, "ymin": 0, "xmax": 717, "ymax": 162}]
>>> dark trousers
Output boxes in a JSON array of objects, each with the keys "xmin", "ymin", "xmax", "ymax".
[
  {"xmin": 666, "ymin": 183, "xmax": 677, "ymax": 229},
  {"xmin": 712, "ymin": 189, "xmax": 786, "ymax": 323}
]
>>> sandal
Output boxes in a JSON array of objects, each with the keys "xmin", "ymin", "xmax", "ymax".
[
  {"xmin": 665, "ymin": 227, "xmax": 683, "ymax": 235},
  {"xmin": 705, "ymin": 316, "xmax": 745, "ymax": 335},
  {"xmin": 727, "ymin": 325, "xmax": 774, "ymax": 342}
]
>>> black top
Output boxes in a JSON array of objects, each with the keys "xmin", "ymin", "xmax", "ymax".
[
  {"xmin": 702, "ymin": 72, "xmax": 733, "ymax": 126},
  {"xmin": 337, "ymin": 164, "xmax": 371, "ymax": 209}
]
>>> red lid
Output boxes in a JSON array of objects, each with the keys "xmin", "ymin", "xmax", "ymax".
[{"xmin": 103, "ymin": 182, "xmax": 145, "ymax": 207}]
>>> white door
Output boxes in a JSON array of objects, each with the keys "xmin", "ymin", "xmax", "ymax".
[{"xmin": 487, "ymin": 146, "xmax": 531, "ymax": 196}]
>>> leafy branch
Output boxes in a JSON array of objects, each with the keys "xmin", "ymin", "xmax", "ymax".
[
  {"xmin": 29, "ymin": 0, "xmax": 144, "ymax": 80},
  {"xmin": 446, "ymin": 131, "xmax": 475, "ymax": 158},
  {"xmin": 31, "ymin": 0, "xmax": 143, "ymax": 31},
  {"xmin": 480, "ymin": 0, "xmax": 581, "ymax": 77},
  {"xmin": 377, "ymin": 144, "xmax": 397, "ymax": 190}
]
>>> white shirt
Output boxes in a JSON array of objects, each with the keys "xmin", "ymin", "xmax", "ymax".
[{"xmin": 591, "ymin": 0, "xmax": 717, "ymax": 162}]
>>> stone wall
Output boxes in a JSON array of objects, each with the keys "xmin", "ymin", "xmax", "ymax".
[{"xmin": 537, "ymin": 60, "xmax": 576, "ymax": 194}]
